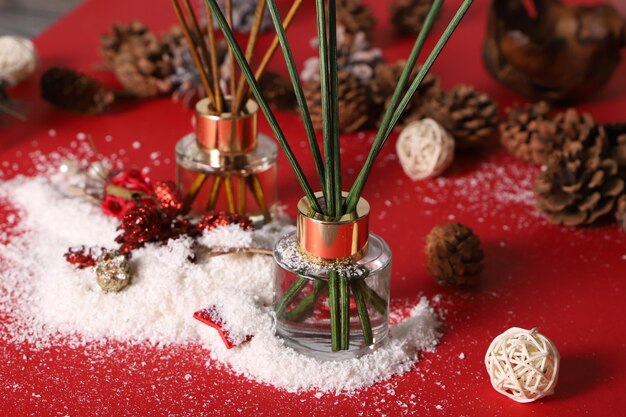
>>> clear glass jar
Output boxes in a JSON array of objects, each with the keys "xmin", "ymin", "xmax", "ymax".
[
  {"xmin": 175, "ymin": 97, "xmax": 278, "ymax": 226},
  {"xmin": 273, "ymin": 194, "xmax": 391, "ymax": 360}
]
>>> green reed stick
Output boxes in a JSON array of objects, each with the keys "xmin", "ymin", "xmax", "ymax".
[
  {"xmin": 275, "ymin": 276, "xmax": 308, "ymax": 318},
  {"xmin": 205, "ymin": 0, "xmax": 322, "ymax": 213},
  {"xmin": 344, "ymin": 0, "xmax": 472, "ymax": 214},
  {"xmin": 327, "ymin": 0, "xmax": 342, "ymax": 214},
  {"xmin": 328, "ymin": 270, "xmax": 341, "ymax": 351},
  {"xmin": 266, "ymin": 0, "xmax": 327, "ymax": 206},
  {"xmin": 351, "ymin": 280, "xmax": 373, "ymax": 346},
  {"xmin": 339, "ymin": 274, "xmax": 350, "ymax": 350},
  {"xmin": 315, "ymin": 0, "xmax": 336, "ymax": 217}
]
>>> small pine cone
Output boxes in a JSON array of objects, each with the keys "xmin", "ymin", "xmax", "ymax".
[
  {"xmin": 424, "ymin": 85, "xmax": 499, "ymax": 150},
  {"xmin": 305, "ymin": 70, "xmax": 371, "ymax": 133},
  {"xmin": 500, "ymin": 101, "xmax": 556, "ymax": 164},
  {"xmin": 390, "ymin": 0, "xmax": 439, "ymax": 37},
  {"xmin": 534, "ymin": 127, "xmax": 625, "ymax": 226},
  {"xmin": 40, "ymin": 67, "xmax": 114, "ymax": 114},
  {"xmin": 425, "ymin": 222, "xmax": 484, "ymax": 288},
  {"xmin": 616, "ymin": 195, "xmax": 626, "ymax": 231},
  {"xmin": 259, "ymin": 71, "xmax": 296, "ymax": 111},
  {"xmin": 100, "ymin": 20, "xmax": 174, "ymax": 98},
  {"xmin": 336, "ymin": 0, "xmax": 376, "ymax": 37}
]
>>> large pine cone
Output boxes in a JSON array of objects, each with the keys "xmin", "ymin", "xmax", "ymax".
[
  {"xmin": 425, "ymin": 222, "xmax": 484, "ymax": 288},
  {"xmin": 370, "ymin": 61, "xmax": 440, "ymax": 130},
  {"xmin": 336, "ymin": 0, "xmax": 376, "ymax": 37},
  {"xmin": 605, "ymin": 122, "xmax": 626, "ymax": 170},
  {"xmin": 534, "ymin": 124, "xmax": 625, "ymax": 226},
  {"xmin": 424, "ymin": 84, "xmax": 499, "ymax": 150},
  {"xmin": 390, "ymin": 0, "xmax": 439, "ymax": 37},
  {"xmin": 40, "ymin": 67, "xmax": 115, "ymax": 114},
  {"xmin": 500, "ymin": 101, "xmax": 556, "ymax": 164},
  {"xmin": 100, "ymin": 21, "xmax": 174, "ymax": 98},
  {"xmin": 616, "ymin": 194, "xmax": 626, "ymax": 231},
  {"xmin": 305, "ymin": 70, "xmax": 371, "ymax": 133}
]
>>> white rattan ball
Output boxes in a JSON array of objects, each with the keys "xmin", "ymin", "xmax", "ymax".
[
  {"xmin": 395, "ymin": 118, "xmax": 454, "ymax": 180},
  {"xmin": 0, "ymin": 36, "xmax": 38, "ymax": 86},
  {"xmin": 485, "ymin": 327, "xmax": 560, "ymax": 403}
]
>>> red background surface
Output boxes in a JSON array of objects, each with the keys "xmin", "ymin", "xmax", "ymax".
[{"xmin": 2, "ymin": 0, "xmax": 626, "ymax": 415}]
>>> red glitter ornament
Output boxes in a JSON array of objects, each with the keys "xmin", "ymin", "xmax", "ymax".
[
  {"xmin": 117, "ymin": 205, "xmax": 164, "ymax": 244},
  {"xmin": 154, "ymin": 180, "xmax": 184, "ymax": 217},
  {"xmin": 196, "ymin": 212, "xmax": 254, "ymax": 232},
  {"xmin": 64, "ymin": 246, "xmax": 97, "ymax": 269}
]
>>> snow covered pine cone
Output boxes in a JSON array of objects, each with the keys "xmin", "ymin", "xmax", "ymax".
[
  {"xmin": 40, "ymin": 67, "xmax": 115, "ymax": 114},
  {"xmin": 500, "ymin": 101, "xmax": 556, "ymax": 164},
  {"xmin": 100, "ymin": 20, "xmax": 175, "ymax": 98},
  {"xmin": 336, "ymin": 0, "xmax": 376, "ymax": 38},
  {"xmin": 424, "ymin": 84, "xmax": 499, "ymax": 150},
  {"xmin": 425, "ymin": 222, "xmax": 484, "ymax": 288},
  {"xmin": 534, "ymin": 115, "xmax": 625, "ymax": 226}
]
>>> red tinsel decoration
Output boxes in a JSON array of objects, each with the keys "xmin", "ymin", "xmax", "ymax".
[
  {"xmin": 196, "ymin": 212, "xmax": 254, "ymax": 232},
  {"xmin": 64, "ymin": 246, "xmax": 97, "ymax": 269},
  {"xmin": 154, "ymin": 180, "xmax": 184, "ymax": 217}
]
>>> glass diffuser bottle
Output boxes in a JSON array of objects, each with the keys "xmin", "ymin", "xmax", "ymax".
[
  {"xmin": 175, "ymin": 97, "xmax": 277, "ymax": 225},
  {"xmin": 273, "ymin": 192, "xmax": 391, "ymax": 360}
]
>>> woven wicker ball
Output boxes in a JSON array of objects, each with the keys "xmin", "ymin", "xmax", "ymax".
[
  {"xmin": 396, "ymin": 118, "xmax": 454, "ymax": 180},
  {"xmin": 485, "ymin": 327, "xmax": 560, "ymax": 403}
]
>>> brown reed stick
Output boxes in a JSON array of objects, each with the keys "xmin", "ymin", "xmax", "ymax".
[
  {"xmin": 170, "ymin": 0, "xmax": 216, "ymax": 105},
  {"xmin": 203, "ymin": 1, "xmax": 223, "ymax": 113},
  {"xmin": 232, "ymin": 0, "xmax": 267, "ymax": 114}
]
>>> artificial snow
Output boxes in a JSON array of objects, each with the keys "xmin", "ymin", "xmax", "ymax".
[{"xmin": 0, "ymin": 176, "xmax": 441, "ymax": 393}]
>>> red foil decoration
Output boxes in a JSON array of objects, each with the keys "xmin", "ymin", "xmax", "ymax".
[{"xmin": 101, "ymin": 169, "xmax": 155, "ymax": 219}]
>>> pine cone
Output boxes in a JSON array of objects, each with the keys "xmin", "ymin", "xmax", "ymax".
[
  {"xmin": 424, "ymin": 85, "xmax": 499, "ymax": 150},
  {"xmin": 390, "ymin": 0, "xmax": 439, "ymax": 37},
  {"xmin": 259, "ymin": 71, "xmax": 296, "ymax": 111},
  {"xmin": 40, "ymin": 67, "xmax": 114, "ymax": 114},
  {"xmin": 605, "ymin": 122, "xmax": 626, "ymax": 170},
  {"xmin": 534, "ymin": 124, "xmax": 625, "ymax": 226},
  {"xmin": 500, "ymin": 101, "xmax": 556, "ymax": 164},
  {"xmin": 371, "ymin": 60, "xmax": 440, "ymax": 130},
  {"xmin": 616, "ymin": 194, "xmax": 626, "ymax": 231},
  {"xmin": 100, "ymin": 20, "xmax": 174, "ymax": 98},
  {"xmin": 425, "ymin": 222, "xmax": 484, "ymax": 288},
  {"xmin": 305, "ymin": 70, "xmax": 371, "ymax": 133},
  {"xmin": 336, "ymin": 0, "xmax": 376, "ymax": 37}
]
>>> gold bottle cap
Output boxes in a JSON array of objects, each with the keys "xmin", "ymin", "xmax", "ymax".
[
  {"xmin": 296, "ymin": 192, "xmax": 370, "ymax": 264},
  {"xmin": 195, "ymin": 97, "xmax": 258, "ymax": 153}
]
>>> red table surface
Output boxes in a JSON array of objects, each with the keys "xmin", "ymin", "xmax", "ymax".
[{"xmin": 1, "ymin": 0, "xmax": 626, "ymax": 416}]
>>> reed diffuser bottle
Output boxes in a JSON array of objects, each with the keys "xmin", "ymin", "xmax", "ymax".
[
  {"xmin": 208, "ymin": 0, "xmax": 472, "ymax": 358},
  {"xmin": 273, "ymin": 193, "xmax": 391, "ymax": 359},
  {"xmin": 170, "ymin": 0, "xmax": 300, "ymax": 224},
  {"xmin": 176, "ymin": 97, "xmax": 277, "ymax": 224}
]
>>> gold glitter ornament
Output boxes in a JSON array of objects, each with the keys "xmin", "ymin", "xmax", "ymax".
[{"xmin": 95, "ymin": 249, "xmax": 132, "ymax": 293}]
